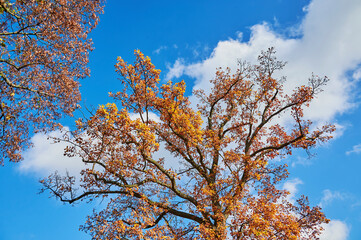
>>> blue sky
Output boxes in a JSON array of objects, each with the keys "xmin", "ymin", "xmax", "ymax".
[{"xmin": 1, "ymin": 0, "xmax": 361, "ymax": 239}]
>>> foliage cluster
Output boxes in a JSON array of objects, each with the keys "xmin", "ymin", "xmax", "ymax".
[{"xmin": 41, "ymin": 49, "xmax": 334, "ymax": 239}]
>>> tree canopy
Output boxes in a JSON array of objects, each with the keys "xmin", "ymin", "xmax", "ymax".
[
  {"xmin": 42, "ymin": 49, "xmax": 334, "ymax": 239},
  {"xmin": 0, "ymin": 0, "xmax": 104, "ymax": 164}
]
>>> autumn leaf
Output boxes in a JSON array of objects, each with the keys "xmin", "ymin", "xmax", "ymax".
[
  {"xmin": 0, "ymin": 0, "xmax": 105, "ymax": 164},
  {"xmin": 42, "ymin": 48, "xmax": 333, "ymax": 240}
]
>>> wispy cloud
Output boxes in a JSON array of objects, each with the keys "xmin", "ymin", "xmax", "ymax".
[
  {"xmin": 320, "ymin": 189, "xmax": 349, "ymax": 208},
  {"xmin": 153, "ymin": 45, "xmax": 168, "ymax": 54},
  {"xmin": 352, "ymin": 68, "xmax": 361, "ymax": 81},
  {"xmin": 346, "ymin": 143, "xmax": 361, "ymax": 155},
  {"xmin": 290, "ymin": 156, "xmax": 313, "ymax": 168}
]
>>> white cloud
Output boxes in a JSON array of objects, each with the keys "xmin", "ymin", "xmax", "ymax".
[
  {"xmin": 346, "ymin": 143, "xmax": 361, "ymax": 155},
  {"xmin": 166, "ymin": 58, "xmax": 186, "ymax": 80},
  {"xmin": 320, "ymin": 189, "xmax": 349, "ymax": 208},
  {"xmin": 153, "ymin": 45, "xmax": 167, "ymax": 54},
  {"xmin": 167, "ymin": 0, "xmax": 361, "ymax": 125},
  {"xmin": 129, "ymin": 111, "xmax": 160, "ymax": 122},
  {"xmin": 319, "ymin": 220, "xmax": 350, "ymax": 240},
  {"xmin": 283, "ymin": 178, "xmax": 303, "ymax": 204},
  {"xmin": 352, "ymin": 68, "xmax": 361, "ymax": 81},
  {"xmin": 331, "ymin": 123, "xmax": 348, "ymax": 139},
  {"xmin": 291, "ymin": 156, "xmax": 313, "ymax": 168},
  {"xmin": 18, "ymin": 113, "xmax": 182, "ymax": 177},
  {"xmin": 18, "ymin": 128, "xmax": 86, "ymax": 177}
]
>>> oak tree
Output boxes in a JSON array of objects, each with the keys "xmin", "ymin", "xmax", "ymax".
[
  {"xmin": 0, "ymin": 0, "xmax": 104, "ymax": 163},
  {"xmin": 42, "ymin": 49, "xmax": 334, "ymax": 239}
]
